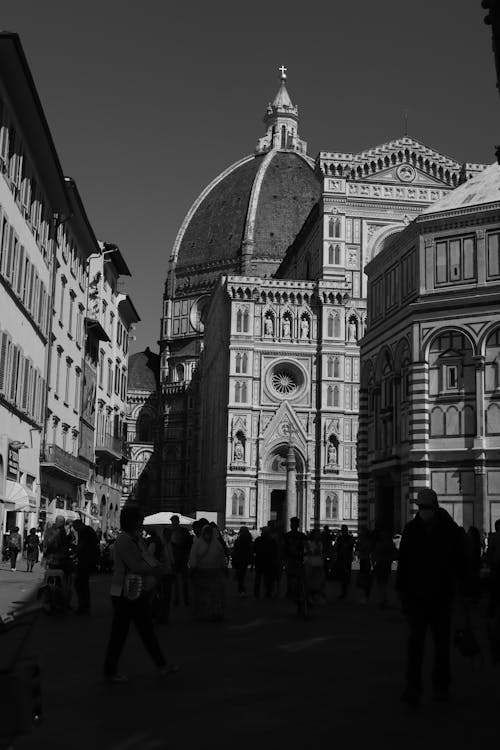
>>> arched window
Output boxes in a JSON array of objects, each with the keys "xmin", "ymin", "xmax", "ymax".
[
  {"xmin": 281, "ymin": 125, "xmax": 287, "ymax": 149},
  {"xmin": 243, "ymin": 309, "xmax": 249, "ymax": 332},
  {"xmin": 231, "ymin": 490, "xmax": 245, "ymax": 516},
  {"xmin": 241, "ymin": 382, "xmax": 248, "ymax": 402},
  {"xmin": 327, "ymin": 385, "xmax": 333, "ymax": 407},
  {"xmin": 136, "ymin": 412, "xmax": 153, "ymax": 443},
  {"xmin": 235, "ymin": 382, "xmax": 241, "ymax": 402},
  {"xmin": 176, "ymin": 364, "xmax": 184, "ymax": 382},
  {"xmin": 333, "ymin": 385, "xmax": 340, "ymax": 407},
  {"xmin": 327, "ymin": 357, "xmax": 334, "ymax": 378},
  {"xmin": 327, "ymin": 313, "xmax": 335, "ymax": 337},
  {"xmin": 236, "ymin": 309, "xmax": 243, "ymax": 332},
  {"xmin": 333, "ymin": 357, "xmax": 340, "ymax": 378},
  {"xmin": 334, "ymin": 244, "xmax": 341, "ymax": 264},
  {"xmin": 334, "ymin": 218, "xmax": 341, "ymax": 238},
  {"xmin": 242, "ymin": 353, "xmax": 248, "ymax": 374},
  {"xmin": 328, "ymin": 218, "xmax": 335, "ymax": 238},
  {"xmin": 235, "ymin": 353, "xmax": 242, "ymax": 373},
  {"xmin": 328, "ymin": 245, "xmax": 334, "ymax": 264},
  {"xmin": 325, "ymin": 493, "xmax": 338, "ymax": 520},
  {"xmin": 334, "ymin": 315, "xmax": 341, "ymax": 338}
]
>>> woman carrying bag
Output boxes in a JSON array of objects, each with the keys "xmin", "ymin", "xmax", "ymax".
[{"xmin": 103, "ymin": 506, "xmax": 179, "ymax": 683}]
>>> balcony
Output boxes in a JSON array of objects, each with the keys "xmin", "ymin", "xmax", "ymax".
[
  {"xmin": 96, "ymin": 432, "xmax": 124, "ymax": 461},
  {"xmin": 40, "ymin": 444, "xmax": 89, "ymax": 484}
]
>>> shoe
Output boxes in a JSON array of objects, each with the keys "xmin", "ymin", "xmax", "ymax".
[
  {"xmin": 104, "ymin": 673, "xmax": 128, "ymax": 684},
  {"xmin": 401, "ymin": 690, "xmax": 420, "ymax": 707},
  {"xmin": 159, "ymin": 664, "xmax": 180, "ymax": 677}
]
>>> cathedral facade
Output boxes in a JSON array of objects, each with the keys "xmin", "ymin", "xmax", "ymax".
[{"xmin": 155, "ymin": 71, "xmax": 484, "ymax": 530}]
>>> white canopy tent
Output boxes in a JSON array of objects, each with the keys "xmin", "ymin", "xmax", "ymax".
[{"xmin": 143, "ymin": 511, "xmax": 195, "ymax": 527}]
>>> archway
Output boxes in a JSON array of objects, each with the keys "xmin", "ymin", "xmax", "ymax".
[{"xmin": 262, "ymin": 444, "xmax": 306, "ymax": 529}]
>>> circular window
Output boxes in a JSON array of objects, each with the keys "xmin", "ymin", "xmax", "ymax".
[
  {"xmin": 267, "ymin": 360, "xmax": 306, "ymax": 400},
  {"xmin": 272, "ymin": 370, "xmax": 297, "ymax": 395},
  {"xmin": 190, "ymin": 295, "xmax": 210, "ymax": 333}
]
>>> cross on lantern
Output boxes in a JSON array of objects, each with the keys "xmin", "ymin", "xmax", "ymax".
[{"xmin": 279, "ymin": 65, "xmax": 287, "ymax": 80}]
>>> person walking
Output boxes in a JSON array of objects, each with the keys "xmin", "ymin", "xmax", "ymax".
[
  {"xmin": 304, "ymin": 528, "xmax": 326, "ymax": 605},
  {"xmin": 487, "ymin": 518, "xmax": 500, "ymax": 618},
  {"xmin": 396, "ymin": 488, "xmax": 466, "ymax": 705},
  {"xmin": 231, "ymin": 526, "xmax": 253, "ymax": 597},
  {"xmin": 72, "ymin": 520, "xmax": 99, "ymax": 615},
  {"xmin": 25, "ymin": 528, "xmax": 40, "ymax": 573},
  {"xmin": 170, "ymin": 515, "xmax": 193, "ymax": 607},
  {"xmin": 372, "ymin": 529, "xmax": 397, "ymax": 608},
  {"xmin": 254, "ymin": 527, "xmax": 278, "ymax": 599},
  {"xmin": 7, "ymin": 526, "xmax": 22, "ymax": 572},
  {"xmin": 103, "ymin": 506, "xmax": 178, "ymax": 683},
  {"xmin": 355, "ymin": 527, "xmax": 373, "ymax": 603},
  {"xmin": 464, "ymin": 526, "xmax": 482, "ymax": 601},
  {"xmin": 284, "ymin": 517, "xmax": 307, "ymax": 615},
  {"xmin": 333, "ymin": 525, "xmax": 355, "ymax": 600},
  {"xmin": 188, "ymin": 524, "xmax": 227, "ymax": 621}
]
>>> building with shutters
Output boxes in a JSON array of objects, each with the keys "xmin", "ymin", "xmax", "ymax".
[
  {"xmin": 0, "ymin": 33, "xmax": 70, "ymax": 545},
  {"xmin": 88, "ymin": 245, "xmax": 139, "ymax": 531}
]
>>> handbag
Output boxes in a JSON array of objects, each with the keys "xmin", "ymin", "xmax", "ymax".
[{"xmin": 123, "ymin": 572, "xmax": 144, "ymax": 601}]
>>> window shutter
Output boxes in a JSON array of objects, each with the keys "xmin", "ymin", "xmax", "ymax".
[{"xmin": 0, "ymin": 331, "xmax": 9, "ymax": 394}]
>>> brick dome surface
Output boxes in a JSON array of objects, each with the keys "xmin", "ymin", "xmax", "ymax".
[
  {"xmin": 174, "ymin": 150, "xmax": 321, "ymax": 276},
  {"xmin": 128, "ymin": 349, "xmax": 159, "ymax": 393}
]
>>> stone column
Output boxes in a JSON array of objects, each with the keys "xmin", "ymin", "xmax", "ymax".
[
  {"xmin": 473, "ymin": 356, "xmax": 487, "ymax": 531},
  {"xmin": 285, "ymin": 444, "xmax": 297, "ymax": 526}
]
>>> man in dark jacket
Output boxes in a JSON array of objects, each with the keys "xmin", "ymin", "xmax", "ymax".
[
  {"xmin": 396, "ymin": 488, "xmax": 466, "ymax": 705},
  {"xmin": 72, "ymin": 520, "xmax": 99, "ymax": 615}
]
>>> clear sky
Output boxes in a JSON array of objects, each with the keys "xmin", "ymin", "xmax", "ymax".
[{"xmin": 2, "ymin": 0, "xmax": 498, "ymax": 352}]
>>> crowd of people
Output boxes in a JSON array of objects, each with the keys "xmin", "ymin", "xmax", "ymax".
[{"xmin": 3, "ymin": 492, "xmax": 500, "ymax": 700}]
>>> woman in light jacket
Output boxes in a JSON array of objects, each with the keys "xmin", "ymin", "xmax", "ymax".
[
  {"xmin": 189, "ymin": 524, "xmax": 227, "ymax": 621},
  {"xmin": 103, "ymin": 506, "xmax": 179, "ymax": 683}
]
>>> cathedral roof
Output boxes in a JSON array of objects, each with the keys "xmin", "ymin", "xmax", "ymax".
[
  {"xmin": 172, "ymin": 147, "xmax": 320, "ymax": 278},
  {"xmin": 169, "ymin": 71, "xmax": 320, "ymax": 286},
  {"xmin": 421, "ymin": 162, "xmax": 500, "ymax": 215},
  {"xmin": 272, "ymin": 80, "xmax": 294, "ymax": 109},
  {"xmin": 128, "ymin": 348, "xmax": 159, "ymax": 393}
]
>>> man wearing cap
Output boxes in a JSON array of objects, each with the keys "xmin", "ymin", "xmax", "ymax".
[{"xmin": 396, "ymin": 487, "xmax": 466, "ymax": 705}]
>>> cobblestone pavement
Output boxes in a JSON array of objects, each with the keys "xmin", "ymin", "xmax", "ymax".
[
  {"xmin": 2, "ymin": 571, "xmax": 498, "ymax": 750},
  {"xmin": 0, "ymin": 561, "xmax": 44, "ymax": 616}
]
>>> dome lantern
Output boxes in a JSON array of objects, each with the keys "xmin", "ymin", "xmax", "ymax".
[{"xmin": 256, "ymin": 66, "xmax": 307, "ymax": 156}]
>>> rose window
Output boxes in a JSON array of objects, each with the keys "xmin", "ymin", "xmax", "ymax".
[{"xmin": 272, "ymin": 370, "xmax": 297, "ymax": 395}]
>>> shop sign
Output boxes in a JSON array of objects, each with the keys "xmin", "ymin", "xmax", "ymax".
[{"xmin": 7, "ymin": 445, "xmax": 19, "ymax": 479}]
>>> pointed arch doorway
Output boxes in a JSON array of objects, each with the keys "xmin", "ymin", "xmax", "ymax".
[{"xmin": 258, "ymin": 444, "xmax": 306, "ymax": 530}]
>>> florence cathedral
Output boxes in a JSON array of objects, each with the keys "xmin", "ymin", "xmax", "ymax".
[{"xmin": 123, "ymin": 69, "xmax": 489, "ymax": 533}]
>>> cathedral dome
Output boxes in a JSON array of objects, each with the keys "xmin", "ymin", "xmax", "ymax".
[
  {"xmin": 169, "ymin": 72, "xmax": 322, "ymax": 289},
  {"xmin": 128, "ymin": 348, "xmax": 159, "ymax": 393}
]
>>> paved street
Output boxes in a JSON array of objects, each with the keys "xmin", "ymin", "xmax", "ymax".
[
  {"xmin": 0, "ymin": 562, "xmax": 44, "ymax": 617},
  {"xmin": 0, "ymin": 570, "xmax": 496, "ymax": 750}
]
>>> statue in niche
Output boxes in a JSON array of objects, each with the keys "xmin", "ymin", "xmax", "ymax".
[
  {"xmin": 264, "ymin": 316, "xmax": 274, "ymax": 336},
  {"xmin": 234, "ymin": 438, "xmax": 244, "ymax": 462},
  {"xmin": 327, "ymin": 442, "xmax": 337, "ymax": 465},
  {"xmin": 300, "ymin": 318, "xmax": 309, "ymax": 339},
  {"xmin": 348, "ymin": 320, "xmax": 357, "ymax": 342},
  {"xmin": 282, "ymin": 317, "xmax": 291, "ymax": 338}
]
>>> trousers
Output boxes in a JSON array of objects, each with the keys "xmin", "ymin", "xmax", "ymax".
[
  {"xmin": 103, "ymin": 595, "xmax": 166, "ymax": 677},
  {"xmin": 74, "ymin": 565, "xmax": 92, "ymax": 613},
  {"xmin": 405, "ymin": 597, "xmax": 453, "ymax": 696}
]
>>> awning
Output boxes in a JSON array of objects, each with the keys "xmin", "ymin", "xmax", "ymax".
[
  {"xmin": 143, "ymin": 511, "xmax": 195, "ymax": 527},
  {"xmin": 5, "ymin": 480, "xmax": 38, "ymax": 511}
]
